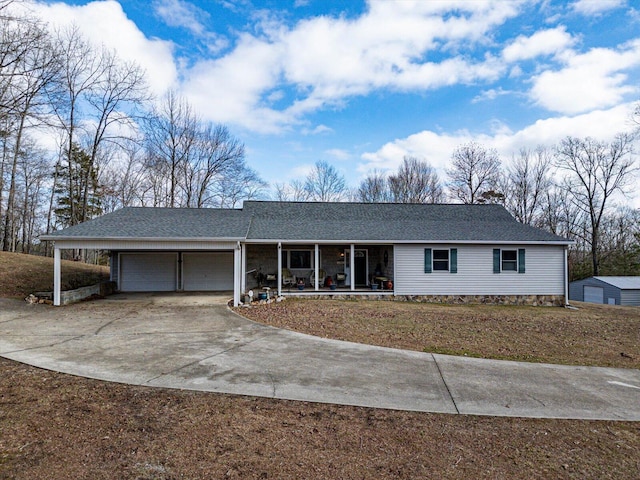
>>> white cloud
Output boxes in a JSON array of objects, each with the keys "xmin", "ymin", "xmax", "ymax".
[
  {"xmin": 180, "ymin": 1, "xmax": 521, "ymax": 132},
  {"xmin": 325, "ymin": 148, "xmax": 351, "ymax": 161},
  {"xmin": 359, "ymin": 103, "xmax": 637, "ymax": 175},
  {"xmin": 529, "ymin": 40, "xmax": 640, "ymax": 114},
  {"xmin": 153, "ymin": 0, "xmax": 208, "ymax": 36},
  {"xmin": 502, "ymin": 26, "xmax": 574, "ymax": 62},
  {"xmin": 29, "ymin": 0, "xmax": 177, "ymax": 96},
  {"xmin": 301, "ymin": 125, "xmax": 333, "ymax": 136},
  {"xmin": 181, "ymin": 33, "xmax": 289, "ymax": 133},
  {"xmin": 571, "ymin": 0, "xmax": 626, "ymax": 16},
  {"xmin": 472, "ymin": 87, "xmax": 513, "ymax": 103}
]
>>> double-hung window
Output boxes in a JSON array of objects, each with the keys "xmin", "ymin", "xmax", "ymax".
[
  {"xmin": 501, "ymin": 250, "xmax": 518, "ymax": 271},
  {"xmin": 493, "ymin": 248, "xmax": 525, "ymax": 274},
  {"xmin": 424, "ymin": 248, "xmax": 457, "ymax": 273},
  {"xmin": 433, "ymin": 249, "xmax": 450, "ymax": 271}
]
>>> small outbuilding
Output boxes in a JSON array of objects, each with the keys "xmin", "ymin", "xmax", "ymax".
[{"xmin": 569, "ymin": 276, "xmax": 640, "ymax": 306}]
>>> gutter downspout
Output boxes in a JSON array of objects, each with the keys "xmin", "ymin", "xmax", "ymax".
[{"xmin": 564, "ymin": 245, "xmax": 570, "ymax": 307}]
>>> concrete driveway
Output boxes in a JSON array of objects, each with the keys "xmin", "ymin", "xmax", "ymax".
[{"xmin": 1, "ymin": 294, "xmax": 639, "ymax": 421}]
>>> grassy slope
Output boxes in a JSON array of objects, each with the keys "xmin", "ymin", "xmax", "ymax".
[{"xmin": 0, "ymin": 251, "xmax": 109, "ymax": 298}]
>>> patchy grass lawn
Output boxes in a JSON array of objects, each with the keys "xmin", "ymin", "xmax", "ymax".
[
  {"xmin": 237, "ymin": 299, "xmax": 640, "ymax": 369},
  {"xmin": 0, "ymin": 251, "xmax": 109, "ymax": 298},
  {"xmin": 1, "ymin": 357, "xmax": 639, "ymax": 479}
]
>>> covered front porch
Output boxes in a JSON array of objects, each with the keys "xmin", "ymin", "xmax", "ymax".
[{"xmin": 242, "ymin": 242, "xmax": 395, "ymax": 298}]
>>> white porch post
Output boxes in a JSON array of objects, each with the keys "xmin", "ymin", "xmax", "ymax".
[
  {"xmin": 233, "ymin": 242, "xmax": 241, "ymax": 307},
  {"xmin": 53, "ymin": 246, "xmax": 61, "ymax": 306},
  {"xmin": 350, "ymin": 244, "xmax": 355, "ymax": 291},
  {"xmin": 314, "ymin": 244, "xmax": 319, "ymax": 291},
  {"xmin": 240, "ymin": 243, "xmax": 246, "ymax": 294},
  {"xmin": 277, "ymin": 242, "xmax": 282, "ymax": 297}
]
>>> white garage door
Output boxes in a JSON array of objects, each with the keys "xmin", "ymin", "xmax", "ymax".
[
  {"xmin": 183, "ymin": 252, "xmax": 234, "ymax": 291},
  {"xmin": 120, "ymin": 253, "xmax": 177, "ymax": 292},
  {"xmin": 584, "ymin": 285, "xmax": 604, "ymax": 304}
]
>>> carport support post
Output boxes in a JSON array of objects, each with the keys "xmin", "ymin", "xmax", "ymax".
[
  {"xmin": 314, "ymin": 244, "xmax": 319, "ymax": 291},
  {"xmin": 240, "ymin": 243, "xmax": 246, "ymax": 294},
  {"xmin": 53, "ymin": 246, "xmax": 61, "ymax": 306},
  {"xmin": 233, "ymin": 242, "xmax": 241, "ymax": 307}
]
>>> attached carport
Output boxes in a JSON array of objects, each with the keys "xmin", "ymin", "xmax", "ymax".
[{"xmin": 40, "ymin": 207, "xmax": 252, "ymax": 307}]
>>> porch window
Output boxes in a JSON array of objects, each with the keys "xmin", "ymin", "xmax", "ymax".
[{"xmin": 281, "ymin": 249, "xmax": 313, "ymax": 269}]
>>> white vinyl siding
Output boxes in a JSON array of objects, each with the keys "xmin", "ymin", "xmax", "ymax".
[
  {"xmin": 183, "ymin": 252, "xmax": 234, "ymax": 291},
  {"xmin": 119, "ymin": 253, "xmax": 177, "ymax": 292},
  {"xmin": 395, "ymin": 244, "xmax": 564, "ymax": 296}
]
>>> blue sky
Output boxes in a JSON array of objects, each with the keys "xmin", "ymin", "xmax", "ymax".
[{"xmin": 30, "ymin": 0, "xmax": 640, "ymax": 200}]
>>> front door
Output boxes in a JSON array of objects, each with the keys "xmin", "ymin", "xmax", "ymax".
[{"xmin": 344, "ymin": 249, "xmax": 368, "ymax": 287}]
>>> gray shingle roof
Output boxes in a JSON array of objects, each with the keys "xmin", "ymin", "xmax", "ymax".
[
  {"xmin": 42, "ymin": 207, "xmax": 250, "ymax": 240},
  {"xmin": 41, "ymin": 201, "xmax": 570, "ymax": 244},
  {"xmin": 243, "ymin": 201, "xmax": 568, "ymax": 242}
]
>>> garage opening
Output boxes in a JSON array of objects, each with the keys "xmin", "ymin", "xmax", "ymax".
[
  {"xmin": 182, "ymin": 252, "xmax": 234, "ymax": 291},
  {"xmin": 120, "ymin": 253, "xmax": 178, "ymax": 292},
  {"xmin": 584, "ymin": 285, "xmax": 604, "ymax": 304}
]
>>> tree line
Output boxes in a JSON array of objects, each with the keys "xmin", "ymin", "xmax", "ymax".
[{"xmin": 0, "ymin": 1, "xmax": 265, "ymax": 255}]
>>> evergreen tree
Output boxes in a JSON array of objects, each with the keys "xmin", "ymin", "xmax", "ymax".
[{"xmin": 54, "ymin": 143, "xmax": 102, "ymax": 227}]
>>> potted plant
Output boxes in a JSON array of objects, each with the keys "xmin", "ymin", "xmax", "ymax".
[{"xmin": 297, "ymin": 279, "xmax": 305, "ymax": 290}]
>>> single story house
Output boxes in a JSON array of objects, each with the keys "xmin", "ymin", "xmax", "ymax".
[
  {"xmin": 41, "ymin": 201, "xmax": 572, "ymax": 307},
  {"xmin": 569, "ymin": 276, "xmax": 640, "ymax": 306}
]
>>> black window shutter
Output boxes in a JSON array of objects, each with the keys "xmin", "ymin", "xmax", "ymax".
[
  {"xmin": 493, "ymin": 249, "xmax": 501, "ymax": 273},
  {"xmin": 424, "ymin": 248, "xmax": 432, "ymax": 273},
  {"xmin": 518, "ymin": 248, "xmax": 526, "ymax": 274}
]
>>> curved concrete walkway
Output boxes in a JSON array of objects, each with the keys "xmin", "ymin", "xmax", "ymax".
[{"xmin": 1, "ymin": 294, "xmax": 639, "ymax": 421}]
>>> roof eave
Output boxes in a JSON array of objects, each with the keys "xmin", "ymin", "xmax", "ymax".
[
  {"xmin": 244, "ymin": 238, "xmax": 574, "ymax": 245},
  {"xmin": 41, "ymin": 235, "xmax": 246, "ymax": 242}
]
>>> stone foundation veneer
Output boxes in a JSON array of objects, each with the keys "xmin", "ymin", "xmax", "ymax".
[{"xmin": 284, "ymin": 293, "xmax": 565, "ymax": 307}]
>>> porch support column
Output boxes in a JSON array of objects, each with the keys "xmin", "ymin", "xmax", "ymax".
[
  {"xmin": 233, "ymin": 242, "xmax": 241, "ymax": 307},
  {"xmin": 53, "ymin": 246, "xmax": 61, "ymax": 306},
  {"xmin": 350, "ymin": 244, "xmax": 355, "ymax": 291},
  {"xmin": 240, "ymin": 243, "xmax": 247, "ymax": 295},
  {"xmin": 277, "ymin": 242, "xmax": 282, "ymax": 297},
  {"xmin": 314, "ymin": 244, "xmax": 319, "ymax": 291}
]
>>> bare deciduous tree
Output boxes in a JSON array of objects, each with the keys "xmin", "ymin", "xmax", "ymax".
[
  {"xmin": 503, "ymin": 147, "xmax": 553, "ymax": 225},
  {"xmin": 356, "ymin": 170, "xmax": 390, "ymax": 203},
  {"xmin": 143, "ymin": 90, "xmax": 197, "ymax": 207},
  {"xmin": 555, "ymin": 134, "xmax": 637, "ymax": 276},
  {"xmin": 388, "ymin": 156, "xmax": 444, "ymax": 203},
  {"xmin": 303, "ymin": 160, "xmax": 347, "ymax": 202},
  {"xmin": 273, "ymin": 180, "xmax": 309, "ymax": 202},
  {"xmin": 447, "ymin": 142, "xmax": 502, "ymax": 204}
]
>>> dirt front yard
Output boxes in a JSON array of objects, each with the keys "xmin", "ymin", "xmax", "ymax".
[{"xmin": 1, "ymin": 357, "xmax": 639, "ymax": 479}]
